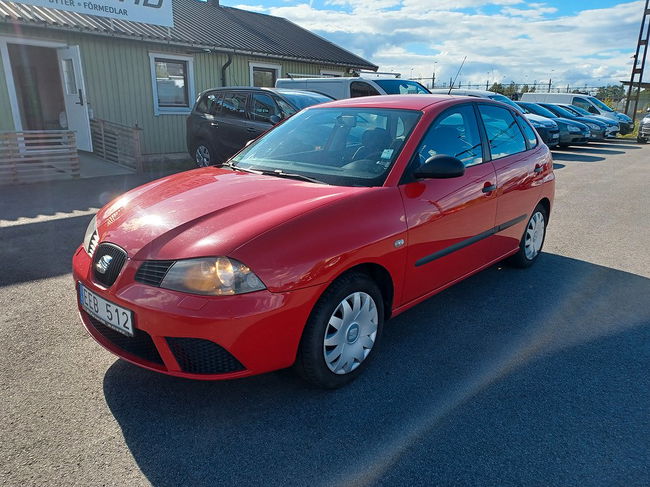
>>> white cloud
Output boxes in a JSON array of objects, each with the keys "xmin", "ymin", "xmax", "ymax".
[{"xmin": 231, "ymin": 0, "xmax": 645, "ymax": 87}]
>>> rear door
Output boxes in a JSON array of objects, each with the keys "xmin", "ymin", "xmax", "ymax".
[
  {"xmin": 399, "ymin": 103, "xmax": 499, "ymax": 303},
  {"xmin": 214, "ymin": 91, "xmax": 251, "ymax": 158},
  {"xmin": 246, "ymin": 92, "xmax": 279, "ymax": 139},
  {"xmin": 477, "ymin": 104, "xmax": 546, "ymax": 256}
]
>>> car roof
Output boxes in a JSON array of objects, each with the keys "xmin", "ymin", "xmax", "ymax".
[
  {"xmin": 308, "ymin": 94, "xmax": 475, "ymax": 111},
  {"xmin": 200, "ymin": 87, "xmax": 321, "ymax": 96},
  {"xmin": 272, "ymin": 88, "xmax": 334, "ymax": 99}
]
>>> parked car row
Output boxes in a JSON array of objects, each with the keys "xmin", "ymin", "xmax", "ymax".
[{"xmin": 186, "ymin": 80, "xmax": 635, "ymax": 166}]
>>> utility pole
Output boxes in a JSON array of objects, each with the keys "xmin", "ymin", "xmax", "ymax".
[
  {"xmin": 624, "ymin": 0, "xmax": 649, "ymax": 124},
  {"xmin": 548, "ymin": 79, "xmax": 552, "ymax": 93}
]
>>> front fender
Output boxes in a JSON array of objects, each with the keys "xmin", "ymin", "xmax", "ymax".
[{"xmin": 230, "ymin": 187, "xmax": 408, "ymax": 297}]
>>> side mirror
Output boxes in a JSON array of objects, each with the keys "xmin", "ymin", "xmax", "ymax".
[
  {"xmin": 269, "ymin": 114, "xmax": 281, "ymax": 125},
  {"xmin": 413, "ymin": 154, "xmax": 465, "ymax": 179}
]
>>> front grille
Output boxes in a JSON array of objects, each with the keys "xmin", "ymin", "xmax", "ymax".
[
  {"xmin": 166, "ymin": 337, "xmax": 245, "ymax": 374},
  {"xmin": 92, "ymin": 243, "xmax": 127, "ymax": 287},
  {"xmin": 87, "ymin": 231, "xmax": 99, "ymax": 257},
  {"xmin": 134, "ymin": 260, "xmax": 175, "ymax": 287},
  {"xmin": 85, "ymin": 314, "xmax": 163, "ymax": 365}
]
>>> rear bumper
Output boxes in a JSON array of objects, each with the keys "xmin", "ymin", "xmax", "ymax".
[{"xmin": 72, "ymin": 246, "xmax": 324, "ymax": 380}]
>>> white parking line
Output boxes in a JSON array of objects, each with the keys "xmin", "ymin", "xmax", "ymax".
[{"xmin": 0, "ymin": 208, "xmax": 99, "ymax": 228}]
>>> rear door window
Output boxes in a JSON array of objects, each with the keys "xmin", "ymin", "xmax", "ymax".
[
  {"xmin": 219, "ymin": 92, "xmax": 248, "ymax": 120},
  {"xmin": 350, "ymin": 82, "xmax": 381, "ymax": 98},
  {"xmin": 250, "ymin": 93, "xmax": 281, "ymax": 123},
  {"xmin": 478, "ymin": 105, "xmax": 527, "ymax": 159},
  {"xmin": 516, "ymin": 114, "xmax": 538, "ymax": 148}
]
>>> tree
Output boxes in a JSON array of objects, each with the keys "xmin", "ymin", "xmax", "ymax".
[
  {"xmin": 489, "ymin": 82, "xmax": 505, "ymax": 94},
  {"xmin": 595, "ymin": 84, "xmax": 625, "ymax": 102},
  {"xmin": 521, "ymin": 84, "xmax": 530, "ymax": 94}
]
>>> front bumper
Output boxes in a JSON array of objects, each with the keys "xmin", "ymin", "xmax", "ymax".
[
  {"xmin": 587, "ymin": 128, "xmax": 606, "ymax": 141},
  {"xmin": 639, "ymin": 121, "xmax": 650, "ymax": 138},
  {"xmin": 536, "ymin": 126, "xmax": 560, "ymax": 147},
  {"xmin": 619, "ymin": 121, "xmax": 634, "ymax": 135},
  {"xmin": 559, "ymin": 131, "xmax": 588, "ymax": 145},
  {"xmin": 72, "ymin": 246, "xmax": 324, "ymax": 380}
]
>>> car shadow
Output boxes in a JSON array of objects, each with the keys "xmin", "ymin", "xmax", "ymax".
[
  {"xmin": 0, "ymin": 214, "xmax": 91, "ymax": 286},
  {"xmin": 103, "ymin": 254, "xmax": 650, "ymax": 486},
  {"xmin": 550, "ymin": 151, "xmax": 605, "ymax": 163},
  {"xmin": 552, "ymin": 162, "xmax": 566, "ymax": 170},
  {"xmin": 590, "ymin": 141, "xmax": 641, "ymax": 150}
]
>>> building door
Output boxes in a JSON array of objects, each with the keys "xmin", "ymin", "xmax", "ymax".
[{"xmin": 56, "ymin": 46, "xmax": 93, "ymax": 151}]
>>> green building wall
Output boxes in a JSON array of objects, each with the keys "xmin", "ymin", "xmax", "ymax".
[{"xmin": 0, "ymin": 23, "xmax": 351, "ymax": 155}]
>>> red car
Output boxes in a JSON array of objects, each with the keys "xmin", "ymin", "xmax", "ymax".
[{"xmin": 73, "ymin": 95, "xmax": 554, "ymax": 388}]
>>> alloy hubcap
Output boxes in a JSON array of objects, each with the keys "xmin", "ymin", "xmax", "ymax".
[
  {"xmin": 524, "ymin": 211, "xmax": 545, "ymax": 260},
  {"xmin": 323, "ymin": 292, "xmax": 378, "ymax": 375},
  {"xmin": 195, "ymin": 145, "xmax": 210, "ymax": 166}
]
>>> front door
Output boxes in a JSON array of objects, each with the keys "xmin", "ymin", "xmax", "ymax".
[
  {"xmin": 399, "ymin": 103, "xmax": 499, "ymax": 304},
  {"xmin": 56, "ymin": 46, "xmax": 92, "ymax": 151}
]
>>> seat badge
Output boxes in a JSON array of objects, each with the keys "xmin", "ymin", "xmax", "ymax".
[{"xmin": 96, "ymin": 254, "xmax": 113, "ymax": 274}]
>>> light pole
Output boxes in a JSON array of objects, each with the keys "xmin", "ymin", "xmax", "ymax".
[{"xmin": 432, "ymin": 62, "xmax": 437, "ymax": 88}]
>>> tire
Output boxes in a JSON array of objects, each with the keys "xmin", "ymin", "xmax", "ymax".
[
  {"xmin": 507, "ymin": 203, "xmax": 548, "ymax": 268},
  {"xmin": 192, "ymin": 140, "xmax": 217, "ymax": 167},
  {"xmin": 637, "ymin": 136, "xmax": 648, "ymax": 144},
  {"xmin": 294, "ymin": 272, "xmax": 384, "ymax": 389}
]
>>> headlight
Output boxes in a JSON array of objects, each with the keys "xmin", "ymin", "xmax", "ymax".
[
  {"xmin": 586, "ymin": 122, "xmax": 600, "ymax": 130},
  {"xmin": 83, "ymin": 215, "xmax": 98, "ymax": 256},
  {"xmin": 567, "ymin": 125, "xmax": 580, "ymax": 132},
  {"xmin": 160, "ymin": 257, "xmax": 266, "ymax": 295}
]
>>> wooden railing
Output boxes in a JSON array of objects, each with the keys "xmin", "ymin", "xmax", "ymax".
[
  {"xmin": 0, "ymin": 131, "xmax": 80, "ymax": 185},
  {"xmin": 90, "ymin": 119, "xmax": 143, "ymax": 172}
]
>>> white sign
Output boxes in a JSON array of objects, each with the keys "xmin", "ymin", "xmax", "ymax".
[{"xmin": 12, "ymin": 0, "xmax": 174, "ymax": 27}]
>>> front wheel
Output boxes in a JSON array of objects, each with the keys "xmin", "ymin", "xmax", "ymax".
[
  {"xmin": 637, "ymin": 136, "xmax": 648, "ymax": 144},
  {"xmin": 295, "ymin": 273, "xmax": 384, "ymax": 389},
  {"xmin": 507, "ymin": 204, "xmax": 548, "ymax": 268}
]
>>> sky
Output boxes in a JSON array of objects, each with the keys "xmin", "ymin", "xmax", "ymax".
[{"xmin": 222, "ymin": 0, "xmax": 647, "ymax": 89}]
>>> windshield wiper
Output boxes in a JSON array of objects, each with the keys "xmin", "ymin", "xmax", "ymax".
[
  {"xmin": 256, "ymin": 169, "xmax": 327, "ymax": 185},
  {"xmin": 226, "ymin": 163, "xmax": 326, "ymax": 184}
]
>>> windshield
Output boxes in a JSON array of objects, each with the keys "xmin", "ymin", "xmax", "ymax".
[
  {"xmin": 276, "ymin": 91, "xmax": 333, "ymax": 112},
  {"xmin": 231, "ymin": 107, "xmax": 421, "ymax": 187},
  {"xmin": 374, "ymin": 79, "xmax": 430, "ymax": 94},
  {"xmin": 589, "ymin": 96, "xmax": 614, "ymax": 112},
  {"xmin": 542, "ymin": 104, "xmax": 576, "ymax": 118},
  {"xmin": 488, "ymin": 94, "xmax": 523, "ymax": 113},
  {"xmin": 519, "ymin": 102, "xmax": 557, "ymax": 118},
  {"xmin": 566, "ymin": 104, "xmax": 590, "ymax": 116}
]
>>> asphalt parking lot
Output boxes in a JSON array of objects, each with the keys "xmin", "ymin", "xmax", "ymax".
[{"xmin": 1, "ymin": 140, "xmax": 649, "ymax": 486}]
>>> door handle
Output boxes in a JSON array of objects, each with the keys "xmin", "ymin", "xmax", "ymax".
[
  {"xmin": 534, "ymin": 164, "xmax": 543, "ymax": 174},
  {"xmin": 76, "ymin": 88, "xmax": 84, "ymax": 106},
  {"xmin": 210, "ymin": 122, "xmax": 218, "ymax": 127},
  {"xmin": 482, "ymin": 183, "xmax": 497, "ymax": 193},
  {"xmin": 246, "ymin": 127, "xmax": 257, "ymax": 133}
]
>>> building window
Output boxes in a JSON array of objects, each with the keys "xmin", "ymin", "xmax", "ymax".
[
  {"xmin": 320, "ymin": 69, "xmax": 344, "ymax": 77},
  {"xmin": 149, "ymin": 53, "xmax": 195, "ymax": 115},
  {"xmin": 249, "ymin": 62, "xmax": 281, "ymax": 88}
]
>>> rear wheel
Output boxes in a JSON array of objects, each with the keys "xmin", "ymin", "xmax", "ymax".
[
  {"xmin": 295, "ymin": 272, "xmax": 384, "ymax": 389},
  {"xmin": 507, "ymin": 204, "xmax": 548, "ymax": 268},
  {"xmin": 192, "ymin": 140, "xmax": 217, "ymax": 167}
]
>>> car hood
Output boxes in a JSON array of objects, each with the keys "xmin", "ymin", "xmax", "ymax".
[
  {"xmin": 554, "ymin": 117, "xmax": 588, "ymax": 130},
  {"xmin": 572, "ymin": 116, "xmax": 607, "ymax": 128},
  {"xmin": 525, "ymin": 113, "xmax": 556, "ymax": 127},
  {"xmin": 95, "ymin": 168, "xmax": 364, "ymax": 260}
]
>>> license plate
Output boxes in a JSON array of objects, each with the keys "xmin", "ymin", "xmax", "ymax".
[
  {"xmin": 551, "ymin": 134, "xmax": 559, "ymax": 139},
  {"xmin": 79, "ymin": 283, "xmax": 134, "ymax": 337}
]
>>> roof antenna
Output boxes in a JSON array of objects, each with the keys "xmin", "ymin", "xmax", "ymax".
[{"xmin": 447, "ymin": 56, "xmax": 467, "ymax": 95}]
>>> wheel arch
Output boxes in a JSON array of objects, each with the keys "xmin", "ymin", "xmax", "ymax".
[
  {"xmin": 538, "ymin": 197, "xmax": 551, "ymax": 222},
  {"xmin": 330, "ymin": 262, "xmax": 395, "ymax": 320}
]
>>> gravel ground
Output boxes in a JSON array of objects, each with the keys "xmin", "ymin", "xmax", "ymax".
[{"xmin": 1, "ymin": 141, "xmax": 648, "ymax": 486}]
